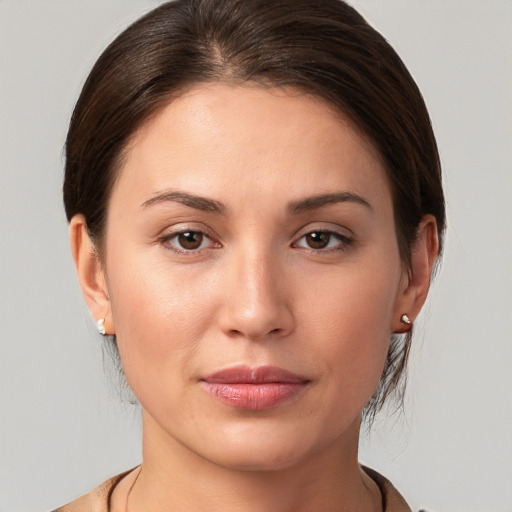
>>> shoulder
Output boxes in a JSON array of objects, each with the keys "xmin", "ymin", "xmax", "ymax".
[
  {"xmin": 363, "ymin": 465, "xmax": 420, "ymax": 512},
  {"xmin": 50, "ymin": 467, "xmax": 138, "ymax": 512}
]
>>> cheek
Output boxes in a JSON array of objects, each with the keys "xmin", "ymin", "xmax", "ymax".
[
  {"xmin": 297, "ymin": 255, "xmax": 401, "ymax": 402},
  {"xmin": 300, "ymin": 251, "xmax": 400, "ymax": 341},
  {"xmin": 105, "ymin": 253, "xmax": 220, "ymax": 401}
]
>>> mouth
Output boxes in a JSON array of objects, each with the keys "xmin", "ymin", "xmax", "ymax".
[{"xmin": 200, "ymin": 365, "xmax": 310, "ymax": 410}]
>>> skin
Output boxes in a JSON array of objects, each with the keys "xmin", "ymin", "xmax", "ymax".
[{"xmin": 70, "ymin": 83, "xmax": 438, "ymax": 512}]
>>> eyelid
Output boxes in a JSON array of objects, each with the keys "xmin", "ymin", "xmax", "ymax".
[
  {"xmin": 294, "ymin": 222, "xmax": 353, "ymax": 239},
  {"xmin": 158, "ymin": 224, "xmax": 222, "ymax": 254},
  {"xmin": 157, "ymin": 223, "xmax": 354, "ymax": 254},
  {"xmin": 292, "ymin": 225, "xmax": 354, "ymax": 252}
]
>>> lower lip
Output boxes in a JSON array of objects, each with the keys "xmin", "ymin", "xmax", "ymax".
[{"xmin": 201, "ymin": 382, "xmax": 307, "ymax": 410}]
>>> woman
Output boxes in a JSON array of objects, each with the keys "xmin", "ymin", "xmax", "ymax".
[{"xmin": 56, "ymin": 0, "xmax": 444, "ymax": 510}]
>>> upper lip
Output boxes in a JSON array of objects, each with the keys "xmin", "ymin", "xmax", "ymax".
[{"xmin": 202, "ymin": 365, "xmax": 309, "ymax": 384}]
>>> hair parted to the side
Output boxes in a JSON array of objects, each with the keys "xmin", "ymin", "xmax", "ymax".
[{"xmin": 64, "ymin": 0, "xmax": 445, "ymax": 422}]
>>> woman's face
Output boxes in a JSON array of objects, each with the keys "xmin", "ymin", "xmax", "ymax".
[{"xmin": 98, "ymin": 84, "xmax": 410, "ymax": 470}]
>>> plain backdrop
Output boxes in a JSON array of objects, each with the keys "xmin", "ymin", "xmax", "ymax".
[{"xmin": 1, "ymin": 1, "xmax": 511, "ymax": 511}]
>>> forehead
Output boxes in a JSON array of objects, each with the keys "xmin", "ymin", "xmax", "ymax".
[{"xmin": 114, "ymin": 83, "xmax": 391, "ymax": 211}]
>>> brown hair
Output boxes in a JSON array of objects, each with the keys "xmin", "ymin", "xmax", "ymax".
[{"xmin": 64, "ymin": 0, "xmax": 445, "ymax": 421}]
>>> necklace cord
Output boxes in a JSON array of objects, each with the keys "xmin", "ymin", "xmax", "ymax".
[{"xmin": 124, "ymin": 465, "xmax": 142, "ymax": 512}]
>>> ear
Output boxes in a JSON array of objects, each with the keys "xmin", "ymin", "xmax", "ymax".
[
  {"xmin": 69, "ymin": 214, "xmax": 115, "ymax": 335},
  {"xmin": 392, "ymin": 214, "xmax": 439, "ymax": 333}
]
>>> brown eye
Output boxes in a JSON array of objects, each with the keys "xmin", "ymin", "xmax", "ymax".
[
  {"xmin": 177, "ymin": 231, "xmax": 204, "ymax": 250},
  {"xmin": 304, "ymin": 232, "xmax": 331, "ymax": 249},
  {"xmin": 294, "ymin": 230, "xmax": 351, "ymax": 252},
  {"xmin": 162, "ymin": 229, "xmax": 220, "ymax": 254}
]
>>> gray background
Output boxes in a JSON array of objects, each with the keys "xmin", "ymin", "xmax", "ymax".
[{"xmin": 1, "ymin": 1, "xmax": 511, "ymax": 511}]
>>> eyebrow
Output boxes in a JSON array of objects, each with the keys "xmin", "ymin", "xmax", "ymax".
[
  {"xmin": 141, "ymin": 189, "xmax": 372, "ymax": 215},
  {"xmin": 288, "ymin": 192, "xmax": 373, "ymax": 213},
  {"xmin": 141, "ymin": 190, "xmax": 226, "ymax": 214}
]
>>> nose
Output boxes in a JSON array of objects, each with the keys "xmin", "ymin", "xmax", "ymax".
[{"xmin": 217, "ymin": 247, "xmax": 295, "ymax": 341}]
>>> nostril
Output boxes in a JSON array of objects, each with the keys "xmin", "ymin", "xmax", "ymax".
[{"xmin": 245, "ymin": 328, "xmax": 283, "ymax": 341}]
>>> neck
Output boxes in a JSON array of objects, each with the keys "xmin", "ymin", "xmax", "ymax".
[{"xmin": 119, "ymin": 410, "xmax": 381, "ymax": 512}]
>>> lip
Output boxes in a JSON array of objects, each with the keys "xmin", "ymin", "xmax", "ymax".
[{"xmin": 200, "ymin": 365, "xmax": 310, "ymax": 410}]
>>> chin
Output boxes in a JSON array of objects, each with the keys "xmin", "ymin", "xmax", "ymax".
[
  {"xmin": 192, "ymin": 421, "xmax": 320, "ymax": 472},
  {"xmin": 210, "ymin": 445, "xmax": 308, "ymax": 473}
]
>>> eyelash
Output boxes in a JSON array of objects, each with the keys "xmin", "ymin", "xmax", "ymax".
[
  {"xmin": 293, "ymin": 230, "xmax": 353, "ymax": 253},
  {"xmin": 159, "ymin": 228, "xmax": 353, "ymax": 255},
  {"xmin": 159, "ymin": 230, "xmax": 220, "ymax": 255}
]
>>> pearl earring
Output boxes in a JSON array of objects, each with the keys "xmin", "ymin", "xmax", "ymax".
[{"xmin": 96, "ymin": 318, "xmax": 106, "ymax": 335}]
